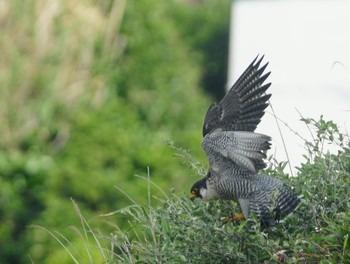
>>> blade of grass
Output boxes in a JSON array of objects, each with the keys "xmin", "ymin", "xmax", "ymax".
[
  {"xmin": 29, "ymin": 225, "xmax": 79, "ymax": 264},
  {"xmin": 71, "ymin": 198, "xmax": 106, "ymax": 261}
]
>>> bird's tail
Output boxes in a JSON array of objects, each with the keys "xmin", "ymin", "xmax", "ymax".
[
  {"xmin": 250, "ymin": 180, "xmax": 300, "ymax": 227},
  {"xmin": 274, "ymin": 185, "xmax": 300, "ymax": 221}
]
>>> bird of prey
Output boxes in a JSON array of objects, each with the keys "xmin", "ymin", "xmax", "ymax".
[{"xmin": 190, "ymin": 56, "xmax": 300, "ymax": 227}]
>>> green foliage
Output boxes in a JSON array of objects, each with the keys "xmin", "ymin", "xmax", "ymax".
[
  {"xmin": 0, "ymin": 152, "xmax": 50, "ymax": 263},
  {"xmin": 0, "ymin": 0, "xmax": 231, "ymax": 263}
]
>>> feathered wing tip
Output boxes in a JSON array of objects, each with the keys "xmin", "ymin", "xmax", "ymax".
[
  {"xmin": 202, "ymin": 55, "xmax": 271, "ymax": 136},
  {"xmin": 220, "ymin": 55, "xmax": 272, "ymax": 131}
]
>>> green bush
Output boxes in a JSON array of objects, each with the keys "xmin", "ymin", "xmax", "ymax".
[{"xmin": 106, "ymin": 119, "xmax": 349, "ymax": 263}]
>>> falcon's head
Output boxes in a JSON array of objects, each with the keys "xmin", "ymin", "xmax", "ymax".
[
  {"xmin": 190, "ymin": 178, "xmax": 206, "ymax": 200},
  {"xmin": 190, "ymin": 172, "xmax": 220, "ymax": 201}
]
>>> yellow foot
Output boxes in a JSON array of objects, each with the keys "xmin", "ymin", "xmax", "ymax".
[{"xmin": 220, "ymin": 213, "xmax": 245, "ymax": 222}]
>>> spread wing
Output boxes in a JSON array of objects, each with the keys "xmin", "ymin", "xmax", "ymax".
[
  {"xmin": 202, "ymin": 55, "xmax": 272, "ymax": 173},
  {"xmin": 202, "ymin": 55, "xmax": 271, "ymax": 136}
]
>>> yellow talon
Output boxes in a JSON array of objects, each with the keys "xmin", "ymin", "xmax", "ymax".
[{"xmin": 220, "ymin": 213, "xmax": 245, "ymax": 222}]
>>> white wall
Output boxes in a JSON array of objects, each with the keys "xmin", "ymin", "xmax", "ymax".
[{"xmin": 229, "ymin": 0, "xmax": 350, "ymax": 174}]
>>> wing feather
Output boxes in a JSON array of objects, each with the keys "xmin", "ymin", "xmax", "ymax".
[
  {"xmin": 202, "ymin": 131, "xmax": 271, "ymax": 173},
  {"xmin": 202, "ymin": 55, "xmax": 271, "ymax": 136},
  {"xmin": 201, "ymin": 55, "xmax": 272, "ymax": 175}
]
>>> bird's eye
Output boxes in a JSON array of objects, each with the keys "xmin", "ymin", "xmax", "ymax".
[{"xmin": 192, "ymin": 188, "xmax": 198, "ymax": 194}]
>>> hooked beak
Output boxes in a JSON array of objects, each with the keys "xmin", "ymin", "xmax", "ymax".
[{"xmin": 190, "ymin": 192, "xmax": 197, "ymax": 201}]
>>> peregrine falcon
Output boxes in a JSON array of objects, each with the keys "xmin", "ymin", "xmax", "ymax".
[{"xmin": 190, "ymin": 56, "xmax": 300, "ymax": 227}]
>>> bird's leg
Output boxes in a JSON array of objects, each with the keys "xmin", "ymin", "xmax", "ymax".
[{"xmin": 220, "ymin": 213, "xmax": 245, "ymax": 222}]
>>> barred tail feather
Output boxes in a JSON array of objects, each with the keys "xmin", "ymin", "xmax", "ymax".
[
  {"xmin": 274, "ymin": 186, "xmax": 300, "ymax": 221},
  {"xmin": 249, "ymin": 180, "xmax": 300, "ymax": 227},
  {"xmin": 249, "ymin": 199, "xmax": 276, "ymax": 227}
]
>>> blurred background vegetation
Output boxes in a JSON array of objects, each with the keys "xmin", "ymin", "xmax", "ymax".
[{"xmin": 0, "ymin": 0, "xmax": 231, "ymax": 262}]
